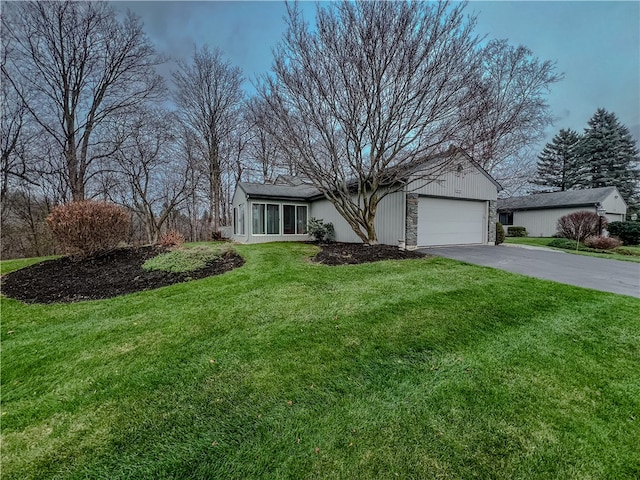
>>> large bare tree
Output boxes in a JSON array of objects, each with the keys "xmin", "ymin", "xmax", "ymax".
[
  {"xmin": 457, "ymin": 39, "xmax": 562, "ymax": 176},
  {"xmin": 173, "ymin": 46, "xmax": 244, "ymax": 235},
  {"xmin": 260, "ymin": 1, "xmax": 483, "ymax": 244},
  {"xmin": 259, "ymin": 1, "xmax": 561, "ymax": 244},
  {"xmin": 109, "ymin": 109, "xmax": 191, "ymax": 244},
  {"xmin": 2, "ymin": 1, "xmax": 165, "ymax": 201}
]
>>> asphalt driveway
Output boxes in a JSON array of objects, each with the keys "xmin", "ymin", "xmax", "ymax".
[{"xmin": 422, "ymin": 244, "xmax": 640, "ymax": 298}]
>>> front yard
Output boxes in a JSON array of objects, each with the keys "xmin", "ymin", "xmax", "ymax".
[
  {"xmin": 2, "ymin": 242, "xmax": 639, "ymax": 479},
  {"xmin": 505, "ymin": 236, "xmax": 640, "ymax": 263}
]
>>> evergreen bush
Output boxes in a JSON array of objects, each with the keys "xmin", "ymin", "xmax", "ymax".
[
  {"xmin": 495, "ymin": 222, "xmax": 505, "ymax": 244},
  {"xmin": 307, "ymin": 218, "xmax": 335, "ymax": 242},
  {"xmin": 507, "ymin": 226, "xmax": 527, "ymax": 237},
  {"xmin": 607, "ymin": 221, "xmax": 640, "ymax": 246}
]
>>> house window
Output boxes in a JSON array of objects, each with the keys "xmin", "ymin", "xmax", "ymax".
[
  {"xmin": 252, "ymin": 203, "xmax": 280, "ymax": 235},
  {"xmin": 499, "ymin": 212, "xmax": 513, "ymax": 225},
  {"xmin": 236, "ymin": 204, "xmax": 245, "ymax": 235},
  {"xmin": 283, "ymin": 205, "xmax": 308, "ymax": 234}
]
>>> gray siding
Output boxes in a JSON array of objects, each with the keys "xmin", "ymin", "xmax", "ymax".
[
  {"xmin": 510, "ymin": 207, "xmax": 595, "ymax": 237},
  {"xmin": 407, "ymin": 158, "xmax": 498, "ymax": 201},
  {"xmin": 601, "ymin": 190, "xmax": 627, "ymax": 217},
  {"xmin": 310, "ymin": 190, "xmax": 405, "ymax": 245}
]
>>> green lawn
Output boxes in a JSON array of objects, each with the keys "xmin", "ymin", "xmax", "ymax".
[
  {"xmin": 2, "ymin": 243, "xmax": 639, "ymax": 479},
  {"xmin": 505, "ymin": 237, "xmax": 640, "ymax": 263}
]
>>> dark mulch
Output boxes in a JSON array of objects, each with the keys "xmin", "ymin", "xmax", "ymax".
[
  {"xmin": 1, "ymin": 246, "xmax": 244, "ymax": 304},
  {"xmin": 313, "ymin": 242, "xmax": 426, "ymax": 265}
]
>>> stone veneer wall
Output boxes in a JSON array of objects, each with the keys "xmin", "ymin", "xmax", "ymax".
[
  {"xmin": 488, "ymin": 200, "xmax": 497, "ymax": 244},
  {"xmin": 405, "ymin": 193, "xmax": 418, "ymax": 249}
]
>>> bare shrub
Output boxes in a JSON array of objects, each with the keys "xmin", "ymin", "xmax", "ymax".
[
  {"xmin": 158, "ymin": 229, "xmax": 185, "ymax": 249},
  {"xmin": 583, "ymin": 236, "xmax": 622, "ymax": 250},
  {"xmin": 556, "ymin": 211, "xmax": 604, "ymax": 241},
  {"xmin": 46, "ymin": 201, "xmax": 130, "ymax": 258}
]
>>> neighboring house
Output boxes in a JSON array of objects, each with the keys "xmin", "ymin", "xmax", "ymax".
[
  {"xmin": 231, "ymin": 152, "xmax": 502, "ymax": 248},
  {"xmin": 497, "ymin": 186, "xmax": 628, "ymax": 237}
]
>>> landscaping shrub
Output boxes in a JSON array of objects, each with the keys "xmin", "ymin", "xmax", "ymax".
[
  {"xmin": 46, "ymin": 201, "xmax": 130, "ymax": 258},
  {"xmin": 548, "ymin": 238, "xmax": 581, "ymax": 250},
  {"xmin": 143, "ymin": 245, "xmax": 229, "ymax": 273},
  {"xmin": 495, "ymin": 222, "xmax": 505, "ymax": 245},
  {"xmin": 307, "ymin": 217, "xmax": 335, "ymax": 242},
  {"xmin": 607, "ymin": 221, "xmax": 640, "ymax": 245},
  {"xmin": 158, "ymin": 229, "xmax": 185, "ymax": 248},
  {"xmin": 507, "ymin": 226, "xmax": 527, "ymax": 237},
  {"xmin": 614, "ymin": 246, "xmax": 640, "ymax": 257},
  {"xmin": 556, "ymin": 211, "xmax": 604, "ymax": 241},
  {"xmin": 583, "ymin": 235, "xmax": 622, "ymax": 250}
]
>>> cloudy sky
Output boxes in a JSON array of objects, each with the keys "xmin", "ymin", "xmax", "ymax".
[{"xmin": 114, "ymin": 1, "xmax": 640, "ymax": 149}]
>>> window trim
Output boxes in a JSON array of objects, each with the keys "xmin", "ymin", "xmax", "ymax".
[{"xmin": 250, "ymin": 202, "xmax": 309, "ymax": 236}]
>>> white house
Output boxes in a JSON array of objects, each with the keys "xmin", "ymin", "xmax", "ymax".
[
  {"xmin": 231, "ymin": 152, "xmax": 502, "ymax": 248},
  {"xmin": 497, "ymin": 186, "xmax": 628, "ymax": 237}
]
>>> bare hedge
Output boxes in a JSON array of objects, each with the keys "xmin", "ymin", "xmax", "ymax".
[
  {"xmin": 46, "ymin": 201, "xmax": 130, "ymax": 258},
  {"xmin": 556, "ymin": 211, "xmax": 605, "ymax": 241}
]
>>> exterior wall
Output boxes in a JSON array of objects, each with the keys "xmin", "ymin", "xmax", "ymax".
[
  {"xmin": 310, "ymin": 190, "xmax": 405, "ymax": 245},
  {"xmin": 231, "ymin": 188, "xmax": 249, "ymax": 243},
  {"xmin": 509, "ymin": 206, "xmax": 596, "ymax": 237},
  {"xmin": 504, "ymin": 198, "xmax": 627, "ymax": 238},
  {"xmin": 601, "ymin": 190, "xmax": 628, "ymax": 218},
  {"xmin": 407, "ymin": 157, "xmax": 498, "ymax": 202},
  {"xmin": 231, "ymin": 188, "xmax": 311, "ymax": 243}
]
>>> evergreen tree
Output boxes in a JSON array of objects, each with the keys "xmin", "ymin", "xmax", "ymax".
[
  {"xmin": 576, "ymin": 108, "xmax": 639, "ymax": 203},
  {"xmin": 534, "ymin": 128, "xmax": 581, "ymax": 191}
]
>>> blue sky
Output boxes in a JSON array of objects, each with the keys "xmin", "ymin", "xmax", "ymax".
[{"xmin": 115, "ymin": 1, "xmax": 640, "ymax": 148}]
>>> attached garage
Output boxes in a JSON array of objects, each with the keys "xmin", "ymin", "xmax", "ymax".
[{"xmin": 417, "ymin": 197, "xmax": 487, "ymax": 246}]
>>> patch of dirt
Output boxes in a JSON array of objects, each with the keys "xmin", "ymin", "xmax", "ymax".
[
  {"xmin": 1, "ymin": 246, "xmax": 244, "ymax": 304},
  {"xmin": 312, "ymin": 242, "xmax": 426, "ymax": 265}
]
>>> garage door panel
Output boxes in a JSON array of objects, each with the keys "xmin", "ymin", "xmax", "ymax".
[{"xmin": 417, "ymin": 198, "xmax": 486, "ymax": 246}]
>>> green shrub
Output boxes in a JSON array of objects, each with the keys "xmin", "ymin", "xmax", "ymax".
[
  {"xmin": 143, "ymin": 246, "xmax": 228, "ymax": 273},
  {"xmin": 46, "ymin": 200, "xmax": 130, "ymax": 258},
  {"xmin": 548, "ymin": 238, "xmax": 581, "ymax": 250},
  {"xmin": 507, "ymin": 226, "xmax": 527, "ymax": 237},
  {"xmin": 307, "ymin": 217, "xmax": 335, "ymax": 242},
  {"xmin": 608, "ymin": 221, "xmax": 640, "ymax": 245},
  {"xmin": 495, "ymin": 222, "xmax": 505, "ymax": 245},
  {"xmin": 583, "ymin": 235, "xmax": 622, "ymax": 250}
]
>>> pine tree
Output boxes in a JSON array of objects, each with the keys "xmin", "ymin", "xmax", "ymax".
[
  {"xmin": 534, "ymin": 128, "xmax": 581, "ymax": 191},
  {"xmin": 576, "ymin": 108, "xmax": 640, "ymax": 203}
]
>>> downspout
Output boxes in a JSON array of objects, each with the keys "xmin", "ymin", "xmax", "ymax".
[{"xmin": 399, "ymin": 184, "xmax": 407, "ymax": 250}]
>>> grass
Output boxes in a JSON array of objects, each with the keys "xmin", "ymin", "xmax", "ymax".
[
  {"xmin": 505, "ymin": 237, "xmax": 640, "ymax": 263},
  {"xmin": 142, "ymin": 245, "xmax": 231, "ymax": 273},
  {"xmin": 2, "ymin": 242, "xmax": 639, "ymax": 479}
]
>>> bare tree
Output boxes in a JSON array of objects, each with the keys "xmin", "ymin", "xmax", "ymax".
[
  {"xmin": 173, "ymin": 45, "xmax": 244, "ymax": 236},
  {"xmin": 259, "ymin": 1, "xmax": 483, "ymax": 244},
  {"xmin": 109, "ymin": 109, "xmax": 190, "ymax": 244},
  {"xmin": 2, "ymin": 1, "xmax": 165, "ymax": 202},
  {"xmin": 457, "ymin": 39, "xmax": 562, "ymax": 175},
  {"xmin": 245, "ymin": 97, "xmax": 295, "ymax": 182}
]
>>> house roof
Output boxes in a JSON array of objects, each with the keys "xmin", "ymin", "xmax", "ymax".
[
  {"xmin": 497, "ymin": 187, "xmax": 622, "ymax": 211},
  {"xmin": 237, "ymin": 181, "xmax": 321, "ymax": 201}
]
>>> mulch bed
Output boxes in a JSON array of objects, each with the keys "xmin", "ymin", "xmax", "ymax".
[
  {"xmin": 2, "ymin": 242, "xmax": 423, "ymax": 304},
  {"xmin": 312, "ymin": 242, "xmax": 426, "ymax": 265},
  {"xmin": 1, "ymin": 246, "xmax": 244, "ymax": 304}
]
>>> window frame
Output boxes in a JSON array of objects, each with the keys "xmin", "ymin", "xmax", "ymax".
[
  {"xmin": 283, "ymin": 204, "xmax": 308, "ymax": 235},
  {"xmin": 499, "ymin": 211, "xmax": 513, "ymax": 226}
]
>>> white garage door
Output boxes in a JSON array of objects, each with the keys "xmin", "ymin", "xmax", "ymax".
[{"xmin": 417, "ymin": 197, "xmax": 486, "ymax": 246}]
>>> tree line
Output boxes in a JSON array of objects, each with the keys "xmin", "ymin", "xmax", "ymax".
[
  {"xmin": 2, "ymin": 0, "xmax": 564, "ymax": 256},
  {"xmin": 534, "ymin": 108, "xmax": 639, "ymax": 205}
]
